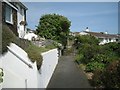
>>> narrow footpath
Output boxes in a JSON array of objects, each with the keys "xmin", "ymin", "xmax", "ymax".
[{"xmin": 47, "ymin": 55, "xmax": 92, "ymax": 88}]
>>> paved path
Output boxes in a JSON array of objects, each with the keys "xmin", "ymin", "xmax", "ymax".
[{"xmin": 47, "ymin": 55, "xmax": 92, "ymax": 88}]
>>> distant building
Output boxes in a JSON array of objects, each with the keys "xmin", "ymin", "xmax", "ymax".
[
  {"xmin": 69, "ymin": 32, "xmax": 81, "ymax": 36},
  {"xmin": 24, "ymin": 30, "xmax": 38, "ymax": 41},
  {"xmin": 79, "ymin": 27, "xmax": 119, "ymax": 45}
]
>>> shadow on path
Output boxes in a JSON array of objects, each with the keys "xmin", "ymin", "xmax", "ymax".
[{"xmin": 47, "ymin": 55, "xmax": 92, "ymax": 88}]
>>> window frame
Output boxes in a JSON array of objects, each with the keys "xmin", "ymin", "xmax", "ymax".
[{"xmin": 5, "ymin": 4, "xmax": 13, "ymax": 24}]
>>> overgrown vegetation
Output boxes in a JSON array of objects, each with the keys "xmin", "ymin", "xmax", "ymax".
[
  {"xmin": 2, "ymin": 25, "xmax": 16, "ymax": 54},
  {"xmin": 2, "ymin": 25, "xmax": 56, "ymax": 70},
  {"xmin": 25, "ymin": 44, "xmax": 43, "ymax": 70},
  {"xmin": 75, "ymin": 35, "xmax": 120, "ymax": 88}
]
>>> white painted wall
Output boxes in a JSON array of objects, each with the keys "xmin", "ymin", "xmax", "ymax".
[
  {"xmin": 17, "ymin": 4, "xmax": 26, "ymax": 38},
  {"xmin": 79, "ymin": 32, "xmax": 88, "ymax": 35},
  {"xmin": 0, "ymin": 43, "xmax": 38, "ymax": 88},
  {"xmin": 24, "ymin": 33, "xmax": 38, "ymax": 41},
  {"xmin": 0, "ymin": 43, "xmax": 59, "ymax": 88},
  {"xmin": 38, "ymin": 49, "xmax": 58, "ymax": 88},
  {"xmin": 99, "ymin": 38, "xmax": 117, "ymax": 45}
]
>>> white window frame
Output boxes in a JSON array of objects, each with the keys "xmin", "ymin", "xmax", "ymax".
[{"xmin": 5, "ymin": 4, "xmax": 13, "ymax": 24}]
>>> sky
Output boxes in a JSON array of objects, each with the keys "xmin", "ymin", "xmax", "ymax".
[{"xmin": 23, "ymin": 2, "xmax": 118, "ymax": 34}]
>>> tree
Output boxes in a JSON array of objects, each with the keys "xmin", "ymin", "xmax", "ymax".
[{"xmin": 36, "ymin": 14, "xmax": 71, "ymax": 47}]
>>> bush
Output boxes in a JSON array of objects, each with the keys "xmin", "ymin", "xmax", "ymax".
[
  {"xmin": 75, "ymin": 35, "xmax": 99, "ymax": 47},
  {"xmin": 91, "ymin": 54, "xmax": 110, "ymax": 64},
  {"xmin": 101, "ymin": 60, "xmax": 120, "ymax": 88},
  {"xmin": 75, "ymin": 54, "xmax": 84, "ymax": 64},
  {"xmin": 78, "ymin": 44, "xmax": 99, "ymax": 64},
  {"xmin": 102, "ymin": 42, "xmax": 120, "ymax": 57},
  {"xmin": 91, "ymin": 69, "xmax": 103, "ymax": 87},
  {"xmin": 2, "ymin": 25, "xmax": 16, "ymax": 54},
  {"xmin": 86, "ymin": 62, "xmax": 105, "ymax": 72}
]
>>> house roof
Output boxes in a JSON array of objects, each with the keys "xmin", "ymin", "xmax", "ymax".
[
  {"xmin": 73, "ymin": 32, "xmax": 80, "ymax": 35},
  {"xmin": 84, "ymin": 31, "xmax": 119, "ymax": 39},
  {"xmin": 17, "ymin": 1, "xmax": 28, "ymax": 10},
  {"xmin": 3, "ymin": 0, "xmax": 28, "ymax": 10},
  {"xmin": 11, "ymin": 0, "xmax": 28, "ymax": 10}
]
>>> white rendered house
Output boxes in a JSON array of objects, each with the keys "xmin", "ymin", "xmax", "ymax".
[
  {"xmin": 1, "ymin": 0, "xmax": 28, "ymax": 38},
  {"xmin": 15, "ymin": 2, "xmax": 28, "ymax": 38},
  {"xmin": 79, "ymin": 27, "xmax": 119, "ymax": 45}
]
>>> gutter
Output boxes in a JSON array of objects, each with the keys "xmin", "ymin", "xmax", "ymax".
[
  {"xmin": 3, "ymin": 0, "xmax": 18, "ymax": 11},
  {"xmin": 7, "ymin": 46, "xmax": 33, "ymax": 69}
]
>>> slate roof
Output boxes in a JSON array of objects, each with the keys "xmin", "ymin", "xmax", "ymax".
[
  {"xmin": 11, "ymin": 0, "xmax": 28, "ymax": 10},
  {"xmin": 84, "ymin": 31, "xmax": 119, "ymax": 39}
]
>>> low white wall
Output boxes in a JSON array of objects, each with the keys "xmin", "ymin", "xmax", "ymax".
[
  {"xmin": 38, "ymin": 49, "xmax": 58, "ymax": 88},
  {"xmin": 0, "ymin": 43, "xmax": 38, "ymax": 88},
  {"xmin": 0, "ymin": 43, "xmax": 59, "ymax": 88}
]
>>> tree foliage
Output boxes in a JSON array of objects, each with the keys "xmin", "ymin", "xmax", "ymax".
[{"xmin": 36, "ymin": 14, "xmax": 71, "ymax": 47}]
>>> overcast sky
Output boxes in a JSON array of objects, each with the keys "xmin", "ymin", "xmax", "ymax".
[{"xmin": 22, "ymin": 2, "xmax": 119, "ymax": 34}]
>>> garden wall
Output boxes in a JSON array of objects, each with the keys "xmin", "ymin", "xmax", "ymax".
[
  {"xmin": 38, "ymin": 49, "xmax": 58, "ymax": 88},
  {"xmin": 0, "ymin": 43, "xmax": 59, "ymax": 88}
]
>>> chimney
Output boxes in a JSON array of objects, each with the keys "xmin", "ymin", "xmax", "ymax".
[
  {"xmin": 104, "ymin": 31, "xmax": 108, "ymax": 34},
  {"xmin": 85, "ymin": 27, "xmax": 90, "ymax": 32}
]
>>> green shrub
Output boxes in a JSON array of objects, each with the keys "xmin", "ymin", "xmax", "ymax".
[
  {"xmin": 101, "ymin": 60, "xmax": 120, "ymax": 88},
  {"xmin": 86, "ymin": 62, "xmax": 105, "ymax": 72},
  {"xmin": 102, "ymin": 42, "xmax": 120, "ymax": 57},
  {"xmin": 75, "ymin": 35, "xmax": 99, "ymax": 46},
  {"xmin": 25, "ymin": 44, "xmax": 44, "ymax": 70},
  {"xmin": 78, "ymin": 44, "xmax": 99, "ymax": 64},
  {"xmin": 75, "ymin": 54, "xmax": 84, "ymax": 64},
  {"xmin": 91, "ymin": 69, "xmax": 103, "ymax": 87},
  {"xmin": 2, "ymin": 25, "xmax": 16, "ymax": 54},
  {"xmin": 91, "ymin": 54, "xmax": 110, "ymax": 64}
]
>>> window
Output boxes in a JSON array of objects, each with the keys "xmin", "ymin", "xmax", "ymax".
[
  {"xmin": 116, "ymin": 39, "xmax": 119, "ymax": 41},
  {"xmin": 99, "ymin": 38, "xmax": 103, "ymax": 42},
  {"xmin": 20, "ymin": 6, "xmax": 24, "ymax": 15},
  {"xmin": 109, "ymin": 38, "xmax": 111, "ymax": 41},
  {"xmin": 5, "ymin": 5, "xmax": 13, "ymax": 24}
]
